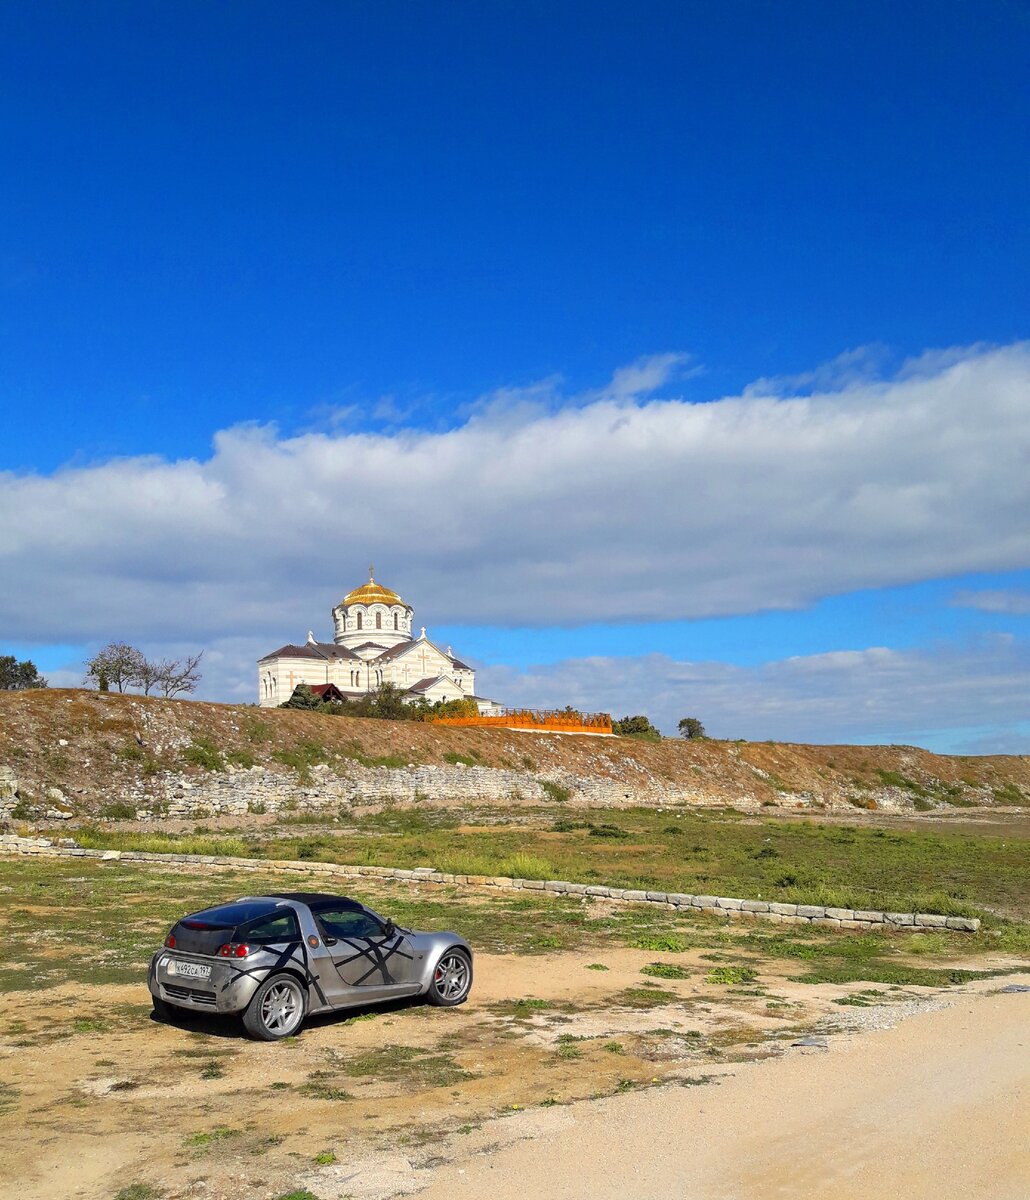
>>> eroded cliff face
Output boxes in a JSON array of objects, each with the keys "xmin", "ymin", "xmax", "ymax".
[{"xmin": 1, "ymin": 689, "xmax": 1028, "ymax": 823}]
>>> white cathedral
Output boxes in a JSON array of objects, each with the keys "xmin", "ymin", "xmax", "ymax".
[{"xmin": 257, "ymin": 569, "xmax": 501, "ymax": 712}]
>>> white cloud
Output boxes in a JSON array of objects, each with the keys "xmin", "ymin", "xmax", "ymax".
[
  {"xmin": 952, "ymin": 589, "xmax": 1030, "ymax": 616},
  {"xmin": 1, "ymin": 342, "xmax": 1030, "ymax": 648},
  {"xmin": 479, "ymin": 634, "xmax": 1030, "ymax": 751}
]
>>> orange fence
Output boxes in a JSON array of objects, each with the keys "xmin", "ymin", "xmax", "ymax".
[{"xmin": 432, "ymin": 708, "xmax": 613, "ymax": 735}]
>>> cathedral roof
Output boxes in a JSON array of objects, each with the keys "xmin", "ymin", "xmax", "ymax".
[
  {"xmin": 340, "ymin": 567, "xmax": 407, "ymax": 609},
  {"xmin": 259, "ymin": 641, "xmax": 359, "ymax": 662}
]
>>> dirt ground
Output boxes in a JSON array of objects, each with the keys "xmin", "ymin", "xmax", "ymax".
[
  {"xmin": 5, "ymin": 942, "xmax": 1018, "ymax": 1200},
  {"xmin": 416, "ymin": 979, "xmax": 1030, "ymax": 1200}
]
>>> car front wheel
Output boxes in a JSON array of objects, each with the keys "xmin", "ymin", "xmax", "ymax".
[
  {"xmin": 243, "ymin": 974, "xmax": 308, "ymax": 1041},
  {"xmin": 427, "ymin": 949, "xmax": 472, "ymax": 1006}
]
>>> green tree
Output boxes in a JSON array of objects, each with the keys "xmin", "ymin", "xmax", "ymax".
[
  {"xmin": 282, "ymin": 683, "xmax": 319, "ymax": 709},
  {"xmin": 612, "ymin": 714, "xmax": 662, "ymax": 741},
  {"xmin": 0, "ymin": 656, "xmax": 48, "ymax": 690},
  {"xmin": 678, "ymin": 716, "xmax": 706, "ymax": 739}
]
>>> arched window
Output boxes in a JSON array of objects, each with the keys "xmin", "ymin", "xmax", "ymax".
[
  {"xmin": 393, "ymin": 612, "xmax": 399, "ymax": 630},
  {"xmin": 376, "ymin": 611, "xmax": 382, "ymax": 629},
  {"xmin": 356, "ymin": 612, "xmax": 363, "ymax": 630}
]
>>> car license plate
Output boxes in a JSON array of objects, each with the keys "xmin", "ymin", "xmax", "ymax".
[{"xmin": 175, "ymin": 961, "xmax": 211, "ymax": 980}]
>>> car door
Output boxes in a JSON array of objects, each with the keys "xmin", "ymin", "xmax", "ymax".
[{"xmin": 313, "ymin": 905, "xmax": 419, "ymax": 1005}]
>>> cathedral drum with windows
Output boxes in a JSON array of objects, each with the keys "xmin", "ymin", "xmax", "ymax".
[{"xmin": 257, "ymin": 569, "xmax": 501, "ymax": 713}]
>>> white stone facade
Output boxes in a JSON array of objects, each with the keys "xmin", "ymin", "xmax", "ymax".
[{"xmin": 257, "ymin": 570, "xmax": 497, "ymax": 711}]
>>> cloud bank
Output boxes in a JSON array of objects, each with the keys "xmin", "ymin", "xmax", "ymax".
[
  {"xmin": 2, "ymin": 342, "xmax": 1029, "ymax": 649},
  {"xmin": 481, "ymin": 635, "xmax": 1030, "ymax": 750}
]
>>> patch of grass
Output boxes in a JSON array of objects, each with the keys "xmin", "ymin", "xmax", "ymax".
[
  {"xmin": 54, "ymin": 802, "xmax": 1029, "ymax": 921},
  {"xmin": 641, "ymin": 962, "xmax": 691, "ymax": 980},
  {"xmin": 615, "ymin": 986, "xmax": 679, "ymax": 1008},
  {"xmin": 554, "ymin": 1042, "xmax": 582, "ymax": 1060},
  {"xmin": 340, "ymin": 742, "xmax": 408, "ymax": 769},
  {"xmin": 273, "ymin": 1192, "xmax": 321, "ymax": 1200},
  {"xmin": 629, "ymin": 934, "xmax": 688, "ymax": 953},
  {"xmin": 300, "ymin": 1082, "xmax": 354, "ymax": 1101},
  {"xmin": 506, "ymin": 852, "xmax": 555, "ymax": 879},
  {"xmin": 114, "ymin": 1186, "xmax": 163, "ymax": 1200},
  {"xmin": 313, "ymin": 1150, "xmax": 337, "ymax": 1165},
  {"xmin": 99, "ymin": 801, "xmax": 137, "ymax": 820},
  {"xmin": 539, "ymin": 780, "xmax": 571, "ymax": 804},
  {"xmin": 0, "ymin": 1082, "xmax": 20, "ymax": 1116},
  {"xmin": 226, "ymin": 748, "xmax": 257, "ymax": 769},
  {"xmin": 706, "ymin": 966, "xmax": 758, "ymax": 985},
  {"xmin": 185, "ymin": 1127, "xmax": 241, "ymax": 1147},
  {"xmin": 73, "ymin": 1017, "xmax": 108, "ymax": 1033},
  {"xmin": 992, "ymin": 783, "xmax": 1026, "ymax": 806},
  {"xmin": 789, "ymin": 964, "xmax": 993, "ymax": 987},
  {"xmin": 200, "ymin": 1060, "xmax": 225, "ymax": 1079},
  {"xmin": 339, "ymin": 1045, "xmax": 476, "ymax": 1088},
  {"xmin": 602, "ymin": 1040, "xmax": 625, "ymax": 1054},
  {"xmin": 588, "ymin": 823, "xmax": 630, "ymax": 839},
  {"xmin": 272, "ymin": 739, "xmax": 331, "ymax": 780},
  {"xmin": 584, "ymin": 963, "xmax": 609, "ymax": 971},
  {"xmin": 508, "ymin": 997, "xmax": 553, "ymax": 1015},
  {"xmin": 442, "ymin": 751, "xmax": 478, "ymax": 767},
  {"xmin": 182, "ymin": 737, "xmax": 225, "ymax": 772}
]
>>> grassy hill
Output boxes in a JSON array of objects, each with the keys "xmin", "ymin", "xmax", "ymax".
[{"xmin": 1, "ymin": 688, "xmax": 1028, "ymax": 818}]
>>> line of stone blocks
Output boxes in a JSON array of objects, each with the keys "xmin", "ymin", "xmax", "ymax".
[{"xmin": 0, "ymin": 838, "xmax": 981, "ymax": 931}]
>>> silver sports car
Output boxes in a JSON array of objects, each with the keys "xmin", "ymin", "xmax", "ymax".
[{"xmin": 148, "ymin": 891, "xmax": 472, "ymax": 1040}]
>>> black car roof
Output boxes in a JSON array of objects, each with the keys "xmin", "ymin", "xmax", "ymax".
[{"xmin": 267, "ymin": 892, "xmax": 364, "ymax": 911}]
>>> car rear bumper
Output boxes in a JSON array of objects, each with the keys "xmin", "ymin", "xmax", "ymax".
[{"xmin": 148, "ymin": 952, "xmax": 263, "ymax": 1015}]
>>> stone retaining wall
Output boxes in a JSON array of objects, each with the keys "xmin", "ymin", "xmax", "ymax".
[
  {"xmin": 0, "ymin": 834, "xmax": 980, "ymax": 932},
  {"xmin": 0, "ymin": 762, "xmax": 707, "ymax": 822}
]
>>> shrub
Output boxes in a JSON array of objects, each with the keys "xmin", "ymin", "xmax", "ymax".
[
  {"xmin": 182, "ymin": 737, "xmax": 224, "ymax": 772},
  {"xmin": 992, "ymin": 783, "xmax": 1026, "ymax": 806},
  {"xmin": 588, "ymin": 823, "xmax": 629, "ymax": 839},
  {"xmin": 100, "ymin": 801, "xmax": 136, "ymax": 820},
  {"xmin": 539, "ymin": 780, "xmax": 571, "ymax": 804}
]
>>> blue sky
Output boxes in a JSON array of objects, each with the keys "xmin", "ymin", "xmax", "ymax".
[{"xmin": 1, "ymin": 3, "xmax": 1028, "ymax": 751}]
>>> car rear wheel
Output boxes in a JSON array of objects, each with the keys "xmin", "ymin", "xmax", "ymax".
[
  {"xmin": 427, "ymin": 949, "xmax": 472, "ymax": 1006},
  {"xmin": 243, "ymin": 974, "xmax": 307, "ymax": 1040}
]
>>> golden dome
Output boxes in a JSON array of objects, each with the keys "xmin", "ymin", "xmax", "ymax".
[{"xmin": 341, "ymin": 567, "xmax": 406, "ymax": 608}]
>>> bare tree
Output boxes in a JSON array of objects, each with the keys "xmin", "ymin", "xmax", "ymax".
[
  {"xmin": 156, "ymin": 652, "xmax": 204, "ymax": 698},
  {"xmin": 84, "ymin": 643, "xmax": 146, "ymax": 693},
  {"xmin": 135, "ymin": 656, "xmax": 167, "ymax": 696}
]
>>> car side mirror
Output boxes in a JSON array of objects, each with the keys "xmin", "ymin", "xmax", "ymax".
[{"xmin": 383, "ymin": 920, "xmax": 396, "ymax": 939}]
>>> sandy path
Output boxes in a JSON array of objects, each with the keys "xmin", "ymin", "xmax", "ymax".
[{"xmin": 416, "ymin": 984, "xmax": 1030, "ymax": 1200}]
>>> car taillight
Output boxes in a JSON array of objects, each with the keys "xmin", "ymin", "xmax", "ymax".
[
  {"xmin": 165, "ymin": 933, "xmax": 176, "ymax": 949},
  {"xmin": 217, "ymin": 943, "xmax": 250, "ymax": 958}
]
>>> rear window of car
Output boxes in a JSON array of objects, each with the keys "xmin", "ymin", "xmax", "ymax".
[
  {"xmin": 183, "ymin": 901, "xmax": 280, "ymax": 929},
  {"xmin": 240, "ymin": 911, "xmax": 301, "ymax": 943}
]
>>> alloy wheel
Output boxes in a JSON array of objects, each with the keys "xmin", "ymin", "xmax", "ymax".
[
  {"xmin": 260, "ymin": 979, "xmax": 303, "ymax": 1035},
  {"xmin": 434, "ymin": 953, "xmax": 470, "ymax": 1001}
]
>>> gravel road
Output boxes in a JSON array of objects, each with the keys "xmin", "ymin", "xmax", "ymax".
[{"xmin": 415, "ymin": 979, "xmax": 1030, "ymax": 1200}]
